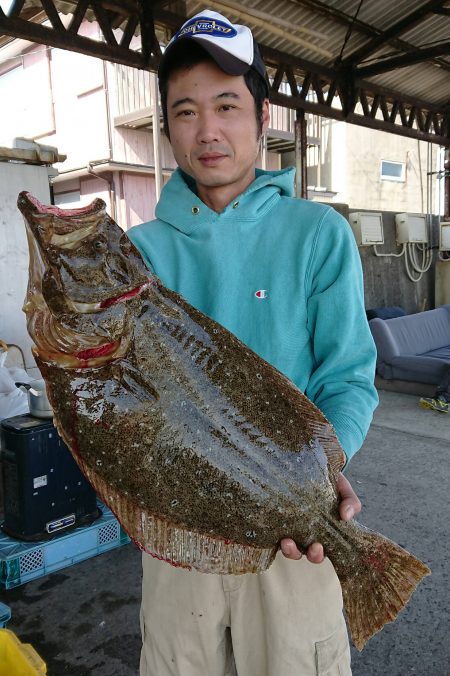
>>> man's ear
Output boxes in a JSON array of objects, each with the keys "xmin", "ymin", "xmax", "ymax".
[{"xmin": 261, "ymin": 99, "xmax": 270, "ymax": 135}]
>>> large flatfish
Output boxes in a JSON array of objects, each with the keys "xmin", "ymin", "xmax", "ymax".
[{"xmin": 18, "ymin": 191, "xmax": 430, "ymax": 650}]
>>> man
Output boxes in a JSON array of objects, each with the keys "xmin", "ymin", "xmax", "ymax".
[{"xmin": 129, "ymin": 9, "xmax": 378, "ymax": 675}]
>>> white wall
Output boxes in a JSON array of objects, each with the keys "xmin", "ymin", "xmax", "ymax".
[
  {"xmin": 318, "ymin": 121, "xmax": 438, "ymax": 213},
  {"xmin": 0, "ymin": 162, "xmax": 51, "ymax": 372}
]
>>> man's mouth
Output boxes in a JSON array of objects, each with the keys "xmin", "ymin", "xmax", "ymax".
[{"xmin": 198, "ymin": 153, "xmax": 227, "ymax": 166}]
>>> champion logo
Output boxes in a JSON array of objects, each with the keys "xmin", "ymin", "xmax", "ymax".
[{"xmin": 255, "ymin": 289, "xmax": 269, "ymax": 299}]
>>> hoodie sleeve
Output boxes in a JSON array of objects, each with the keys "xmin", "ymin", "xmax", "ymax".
[{"xmin": 304, "ymin": 207, "xmax": 378, "ymax": 464}]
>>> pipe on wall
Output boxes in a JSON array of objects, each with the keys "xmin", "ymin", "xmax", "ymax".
[{"xmin": 87, "ymin": 163, "xmax": 116, "ymax": 221}]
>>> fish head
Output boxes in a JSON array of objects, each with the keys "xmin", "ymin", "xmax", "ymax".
[{"xmin": 18, "ymin": 191, "xmax": 152, "ymax": 367}]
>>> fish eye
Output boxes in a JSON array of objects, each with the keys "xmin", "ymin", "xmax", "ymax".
[{"xmin": 93, "ymin": 240, "xmax": 107, "ymax": 253}]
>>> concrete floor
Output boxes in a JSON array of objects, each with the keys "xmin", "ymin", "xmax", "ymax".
[{"xmin": 1, "ymin": 390, "xmax": 449, "ymax": 675}]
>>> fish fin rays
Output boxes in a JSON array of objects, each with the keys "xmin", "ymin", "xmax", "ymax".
[
  {"xmin": 83, "ymin": 466, "xmax": 278, "ymax": 574},
  {"xmin": 310, "ymin": 420, "xmax": 346, "ymax": 477},
  {"xmin": 333, "ymin": 526, "xmax": 430, "ymax": 650}
]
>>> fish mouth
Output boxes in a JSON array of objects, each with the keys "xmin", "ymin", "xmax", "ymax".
[{"xmin": 19, "ymin": 190, "xmax": 152, "ymax": 369}]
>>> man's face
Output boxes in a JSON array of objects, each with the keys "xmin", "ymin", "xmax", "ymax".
[{"xmin": 166, "ymin": 60, "xmax": 269, "ymax": 208}]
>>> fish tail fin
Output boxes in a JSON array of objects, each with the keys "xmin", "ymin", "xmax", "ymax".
[{"xmin": 333, "ymin": 526, "xmax": 430, "ymax": 651}]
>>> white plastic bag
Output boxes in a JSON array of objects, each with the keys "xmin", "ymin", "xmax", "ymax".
[
  {"xmin": 0, "ymin": 357, "xmax": 31, "ymax": 421},
  {"xmin": 0, "ymin": 388, "xmax": 30, "ymax": 420}
]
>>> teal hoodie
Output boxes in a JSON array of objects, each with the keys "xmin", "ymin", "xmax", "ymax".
[{"xmin": 129, "ymin": 167, "xmax": 378, "ymax": 462}]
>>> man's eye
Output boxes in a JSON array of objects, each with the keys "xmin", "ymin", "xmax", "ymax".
[
  {"xmin": 220, "ymin": 105, "xmax": 235, "ymax": 112},
  {"xmin": 177, "ymin": 110, "xmax": 194, "ymax": 117}
]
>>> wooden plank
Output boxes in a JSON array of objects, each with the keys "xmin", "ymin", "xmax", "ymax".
[
  {"xmin": 120, "ymin": 13, "xmax": 139, "ymax": 48},
  {"xmin": 39, "ymin": 0, "xmax": 65, "ymax": 31},
  {"xmin": 92, "ymin": 0, "xmax": 118, "ymax": 47},
  {"xmin": 68, "ymin": 0, "xmax": 90, "ymax": 34},
  {"xmin": 295, "ymin": 109, "xmax": 307, "ymax": 199},
  {"xmin": 0, "ymin": 145, "xmax": 66, "ymax": 163}
]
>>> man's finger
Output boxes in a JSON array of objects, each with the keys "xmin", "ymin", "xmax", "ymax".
[
  {"xmin": 280, "ymin": 538, "xmax": 302, "ymax": 560},
  {"xmin": 337, "ymin": 472, "xmax": 362, "ymax": 521},
  {"xmin": 306, "ymin": 542, "xmax": 324, "ymax": 564}
]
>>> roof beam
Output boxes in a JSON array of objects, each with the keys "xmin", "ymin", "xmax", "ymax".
[
  {"xmin": 357, "ymin": 42, "xmax": 450, "ymax": 77},
  {"xmin": 341, "ymin": 0, "xmax": 447, "ymax": 66},
  {"xmin": 260, "ymin": 44, "xmax": 449, "ymax": 146},
  {"xmin": 0, "ymin": 2, "xmax": 448, "ymax": 146},
  {"xmin": 0, "ymin": 0, "xmax": 161, "ymax": 69},
  {"xmin": 291, "ymin": 0, "xmax": 375, "ymax": 33},
  {"xmin": 7, "ymin": 1, "xmax": 25, "ymax": 16},
  {"xmin": 291, "ymin": 0, "xmax": 450, "ymax": 74}
]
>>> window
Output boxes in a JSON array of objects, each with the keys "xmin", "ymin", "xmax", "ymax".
[
  {"xmin": 380, "ymin": 160, "xmax": 405, "ymax": 182},
  {"xmin": 54, "ymin": 191, "xmax": 81, "ymax": 210}
]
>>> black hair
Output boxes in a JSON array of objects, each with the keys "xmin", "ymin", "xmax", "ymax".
[{"xmin": 158, "ymin": 41, "xmax": 267, "ymax": 139}]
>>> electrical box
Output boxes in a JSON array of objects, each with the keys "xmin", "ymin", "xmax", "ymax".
[
  {"xmin": 395, "ymin": 213, "xmax": 428, "ymax": 244},
  {"xmin": 439, "ymin": 222, "xmax": 450, "ymax": 251},
  {"xmin": 348, "ymin": 212, "xmax": 384, "ymax": 246}
]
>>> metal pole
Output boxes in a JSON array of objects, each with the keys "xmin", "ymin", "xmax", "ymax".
[
  {"xmin": 295, "ymin": 109, "xmax": 308, "ymax": 199},
  {"xmin": 150, "ymin": 71, "xmax": 163, "ymax": 201},
  {"xmin": 445, "ymin": 147, "xmax": 450, "ymax": 219},
  {"xmin": 261, "ymin": 133, "xmax": 267, "ymax": 170}
]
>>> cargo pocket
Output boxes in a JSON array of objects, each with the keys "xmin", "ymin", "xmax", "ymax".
[
  {"xmin": 315, "ymin": 622, "xmax": 351, "ymax": 676},
  {"xmin": 139, "ymin": 606, "xmax": 149, "ymax": 676}
]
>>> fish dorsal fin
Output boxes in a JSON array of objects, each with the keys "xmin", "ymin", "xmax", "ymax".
[{"xmin": 309, "ymin": 418, "xmax": 346, "ymax": 479}]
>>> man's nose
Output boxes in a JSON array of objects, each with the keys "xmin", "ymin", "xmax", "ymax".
[{"xmin": 196, "ymin": 113, "xmax": 222, "ymax": 143}]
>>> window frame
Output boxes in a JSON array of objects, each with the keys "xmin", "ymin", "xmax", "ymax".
[{"xmin": 380, "ymin": 159, "xmax": 405, "ymax": 182}]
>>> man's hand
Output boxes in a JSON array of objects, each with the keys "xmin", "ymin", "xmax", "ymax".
[{"xmin": 280, "ymin": 472, "xmax": 362, "ymax": 562}]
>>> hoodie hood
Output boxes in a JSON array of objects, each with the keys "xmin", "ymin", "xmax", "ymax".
[{"xmin": 155, "ymin": 167, "xmax": 296, "ymax": 234}]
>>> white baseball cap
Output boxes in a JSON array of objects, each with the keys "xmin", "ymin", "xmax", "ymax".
[{"xmin": 158, "ymin": 9, "xmax": 269, "ymax": 96}]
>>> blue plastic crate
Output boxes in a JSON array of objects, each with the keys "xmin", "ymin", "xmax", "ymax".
[
  {"xmin": 0, "ymin": 602, "xmax": 11, "ymax": 627},
  {"xmin": 0, "ymin": 502, "xmax": 130, "ymax": 589}
]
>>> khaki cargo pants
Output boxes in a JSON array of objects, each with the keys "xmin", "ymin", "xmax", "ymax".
[{"xmin": 140, "ymin": 550, "xmax": 351, "ymax": 676}]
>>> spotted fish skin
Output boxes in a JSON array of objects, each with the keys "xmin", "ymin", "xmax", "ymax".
[{"xmin": 19, "ymin": 191, "xmax": 430, "ymax": 650}]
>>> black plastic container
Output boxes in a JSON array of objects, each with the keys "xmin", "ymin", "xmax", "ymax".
[{"xmin": 0, "ymin": 414, "xmax": 100, "ymax": 540}]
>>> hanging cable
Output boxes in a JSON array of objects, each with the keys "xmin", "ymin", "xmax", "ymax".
[
  {"xmin": 404, "ymin": 245, "xmax": 425, "ymax": 282},
  {"xmin": 372, "ymin": 243, "xmax": 405, "ymax": 257},
  {"xmin": 404, "ymin": 251, "xmax": 422, "ymax": 282},
  {"xmin": 403, "ymin": 242, "xmax": 432, "ymax": 282},
  {"xmin": 336, "ymin": 0, "xmax": 365, "ymax": 63},
  {"xmin": 407, "ymin": 243, "xmax": 432, "ymax": 273}
]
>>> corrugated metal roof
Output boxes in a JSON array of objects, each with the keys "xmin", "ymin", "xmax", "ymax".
[
  {"xmin": 1, "ymin": 0, "xmax": 449, "ymax": 109},
  {"xmin": 192, "ymin": 0, "xmax": 450, "ymax": 106},
  {"xmin": 182, "ymin": 0, "xmax": 450, "ymax": 107}
]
